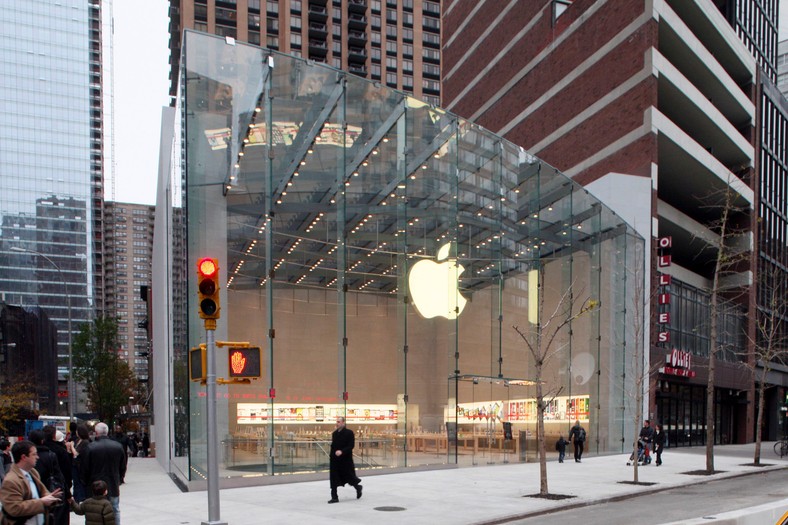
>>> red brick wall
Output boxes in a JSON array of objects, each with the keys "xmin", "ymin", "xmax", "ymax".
[{"xmin": 442, "ymin": 0, "xmax": 656, "ymax": 185}]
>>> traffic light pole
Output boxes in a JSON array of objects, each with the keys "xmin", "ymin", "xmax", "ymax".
[{"xmin": 202, "ymin": 324, "xmax": 227, "ymax": 525}]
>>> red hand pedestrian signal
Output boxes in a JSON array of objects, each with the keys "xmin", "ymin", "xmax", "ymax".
[
  {"xmin": 230, "ymin": 351, "xmax": 246, "ymax": 374},
  {"xmin": 227, "ymin": 347, "xmax": 262, "ymax": 379}
]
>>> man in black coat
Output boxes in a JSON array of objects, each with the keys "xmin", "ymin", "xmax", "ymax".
[
  {"xmin": 328, "ymin": 416, "xmax": 362, "ymax": 503},
  {"xmin": 29, "ymin": 429, "xmax": 68, "ymax": 524},
  {"xmin": 81, "ymin": 422, "xmax": 127, "ymax": 525},
  {"xmin": 43, "ymin": 426, "xmax": 73, "ymax": 525}
]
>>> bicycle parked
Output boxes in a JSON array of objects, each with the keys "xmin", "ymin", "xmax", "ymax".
[{"xmin": 774, "ymin": 438, "xmax": 788, "ymax": 458}]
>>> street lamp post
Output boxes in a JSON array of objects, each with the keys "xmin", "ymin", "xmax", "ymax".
[{"xmin": 10, "ymin": 246, "xmax": 74, "ymax": 422}]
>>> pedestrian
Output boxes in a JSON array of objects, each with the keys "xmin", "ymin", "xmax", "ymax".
[
  {"xmin": 653, "ymin": 424, "xmax": 666, "ymax": 466},
  {"xmin": 555, "ymin": 435, "xmax": 569, "ymax": 463},
  {"xmin": 69, "ymin": 479, "xmax": 115, "ymax": 525},
  {"xmin": 110, "ymin": 427, "xmax": 130, "ymax": 459},
  {"xmin": 0, "ymin": 440, "xmax": 63, "ymax": 525},
  {"xmin": 639, "ymin": 420, "xmax": 654, "ymax": 464},
  {"xmin": 81, "ymin": 423, "xmax": 127, "ymax": 525},
  {"xmin": 140, "ymin": 433, "xmax": 150, "ymax": 458},
  {"xmin": 569, "ymin": 420, "xmax": 586, "ymax": 462},
  {"xmin": 67, "ymin": 423, "xmax": 78, "ymax": 445},
  {"xmin": 126, "ymin": 435, "xmax": 135, "ymax": 460},
  {"xmin": 42, "ymin": 426, "xmax": 72, "ymax": 525},
  {"xmin": 72, "ymin": 425, "xmax": 91, "ymax": 503},
  {"xmin": 29, "ymin": 430, "xmax": 68, "ymax": 518},
  {"xmin": 0, "ymin": 439, "xmax": 12, "ymax": 474},
  {"xmin": 327, "ymin": 416, "xmax": 362, "ymax": 504}
]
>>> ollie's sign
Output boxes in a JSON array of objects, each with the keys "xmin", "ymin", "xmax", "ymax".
[
  {"xmin": 656, "ymin": 237, "xmax": 671, "ymax": 343},
  {"xmin": 660, "ymin": 349, "xmax": 696, "ymax": 378}
]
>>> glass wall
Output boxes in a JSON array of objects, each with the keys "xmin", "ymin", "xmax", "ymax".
[
  {"xmin": 168, "ymin": 31, "xmax": 644, "ymax": 483},
  {"xmin": 0, "ymin": 1, "xmax": 94, "ymax": 411}
]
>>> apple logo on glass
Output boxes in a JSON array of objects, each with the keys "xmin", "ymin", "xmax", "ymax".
[{"xmin": 408, "ymin": 243, "xmax": 467, "ymax": 319}]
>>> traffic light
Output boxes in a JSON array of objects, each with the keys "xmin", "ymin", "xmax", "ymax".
[
  {"xmin": 197, "ymin": 257, "xmax": 220, "ymax": 321},
  {"xmin": 227, "ymin": 346, "xmax": 262, "ymax": 379},
  {"xmin": 189, "ymin": 346, "xmax": 206, "ymax": 382}
]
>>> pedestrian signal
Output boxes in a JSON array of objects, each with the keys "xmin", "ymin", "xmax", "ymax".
[
  {"xmin": 189, "ymin": 346, "xmax": 206, "ymax": 382},
  {"xmin": 228, "ymin": 347, "xmax": 262, "ymax": 379},
  {"xmin": 197, "ymin": 257, "xmax": 220, "ymax": 320}
]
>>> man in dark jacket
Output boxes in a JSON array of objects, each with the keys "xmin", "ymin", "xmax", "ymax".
[
  {"xmin": 29, "ymin": 429, "xmax": 69, "ymax": 524},
  {"xmin": 639, "ymin": 420, "xmax": 654, "ymax": 463},
  {"xmin": 43, "ymin": 426, "xmax": 73, "ymax": 525},
  {"xmin": 327, "ymin": 416, "xmax": 362, "ymax": 503},
  {"xmin": 81, "ymin": 422, "xmax": 127, "ymax": 525},
  {"xmin": 569, "ymin": 420, "xmax": 586, "ymax": 463}
]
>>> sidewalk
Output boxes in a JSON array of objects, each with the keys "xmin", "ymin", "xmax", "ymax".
[{"xmin": 119, "ymin": 443, "xmax": 787, "ymax": 525}]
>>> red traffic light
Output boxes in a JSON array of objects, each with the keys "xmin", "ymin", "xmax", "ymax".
[
  {"xmin": 198, "ymin": 258, "xmax": 218, "ymax": 278},
  {"xmin": 196, "ymin": 258, "xmax": 220, "ymax": 320}
]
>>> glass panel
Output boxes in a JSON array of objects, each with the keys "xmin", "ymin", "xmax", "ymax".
[{"xmin": 174, "ymin": 31, "xmax": 644, "ymax": 484}]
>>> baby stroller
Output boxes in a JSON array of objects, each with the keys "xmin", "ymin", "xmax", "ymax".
[{"xmin": 626, "ymin": 439, "xmax": 651, "ymax": 466}]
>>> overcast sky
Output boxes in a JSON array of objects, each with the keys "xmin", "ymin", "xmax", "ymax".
[{"xmin": 110, "ymin": 0, "xmax": 788, "ymax": 206}]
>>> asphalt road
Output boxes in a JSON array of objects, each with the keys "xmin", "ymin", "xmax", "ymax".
[{"xmin": 504, "ymin": 467, "xmax": 788, "ymax": 525}]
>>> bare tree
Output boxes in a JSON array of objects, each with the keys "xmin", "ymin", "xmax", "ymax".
[
  {"xmin": 514, "ymin": 266, "xmax": 597, "ymax": 496},
  {"xmin": 743, "ymin": 264, "xmax": 788, "ymax": 465},
  {"xmin": 701, "ymin": 176, "xmax": 751, "ymax": 474},
  {"xmin": 622, "ymin": 242, "xmax": 661, "ymax": 483}
]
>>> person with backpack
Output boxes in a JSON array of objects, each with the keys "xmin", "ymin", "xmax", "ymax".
[
  {"xmin": 569, "ymin": 420, "xmax": 587, "ymax": 463},
  {"xmin": 555, "ymin": 435, "xmax": 569, "ymax": 463}
]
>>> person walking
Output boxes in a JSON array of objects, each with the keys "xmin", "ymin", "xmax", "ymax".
[
  {"xmin": 140, "ymin": 433, "xmax": 150, "ymax": 458},
  {"xmin": 69, "ymin": 480, "xmax": 115, "ymax": 525},
  {"xmin": 639, "ymin": 420, "xmax": 654, "ymax": 464},
  {"xmin": 327, "ymin": 416, "xmax": 362, "ymax": 504},
  {"xmin": 555, "ymin": 435, "xmax": 569, "ymax": 463},
  {"xmin": 81, "ymin": 423, "xmax": 127, "ymax": 525},
  {"xmin": 653, "ymin": 424, "xmax": 666, "ymax": 466},
  {"xmin": 569, "ymin": 420, "xmax": 586, "ymax": 463},
  {"xmin": 0, "ymin": 440, "xmax": 63, "ymax": 525}
]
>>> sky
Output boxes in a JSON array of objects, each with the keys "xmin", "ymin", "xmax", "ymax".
[
  {"xmin": 111, "ymin": 0, "xmax": 170, "ymax": 206},
  {"xmin": 110, "ymin": 1, "xmax": 788, "ymax": 206}
]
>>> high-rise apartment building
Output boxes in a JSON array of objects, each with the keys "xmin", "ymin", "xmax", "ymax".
[
  {"xmin": 0, "ymin": 0, "xmax": 110, "ymax": 414},
  {"xmin": 104, "ymin": 202, "xmax": 155, "ymax": 384},
  {"xmin": 444, "ymin": 0, "xmax": 766, "ymax": 445},
  {"xmin": 168, "ymin": 0, "xmax": 442, "ymax": 106}
]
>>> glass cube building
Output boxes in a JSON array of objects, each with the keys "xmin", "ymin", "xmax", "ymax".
[{"xmin": 154, "ymin": 31, "xmax": 645, "ymax": 486}]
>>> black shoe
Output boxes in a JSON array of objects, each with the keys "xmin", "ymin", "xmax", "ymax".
[
  {"xmin": 356, "ymin": 484, "xmax": 363, "ymax": 499},
  {"xmin": 328, "ymin": 498, "xmax": 339, "ymax": 504}
]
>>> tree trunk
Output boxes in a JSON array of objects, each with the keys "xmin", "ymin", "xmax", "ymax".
[
  {"xmin": 536, "ymin": 367, "xmax": 548, "ymax": 495},
  {"xmin": 754, "ymin": 370, "xmax": 766, "ymax": 465},
  {"xmin": 706, "ymin": 245, "xmax": 723, "ymax": 473},
  {"xmin": 706, "ymin": 309, "xmax": 717, "ymax": 473}
]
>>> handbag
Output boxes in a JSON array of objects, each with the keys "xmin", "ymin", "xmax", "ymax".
[{"xmin": 46, "ymin": 474, "xmax": 65, "ymax": 507}]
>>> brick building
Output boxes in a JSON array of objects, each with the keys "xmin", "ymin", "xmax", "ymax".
[
  {"xmin": 442, "ymin": 0, "xmax": 774, "ymax": 445},
  {"xmin": 168, "ymin": 0, "xmax": 442, "ymax": 106}
]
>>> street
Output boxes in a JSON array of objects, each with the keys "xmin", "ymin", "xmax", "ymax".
[{"xmin": 504, "ymin": 468, "xmax": 788, "ymax": 524}]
